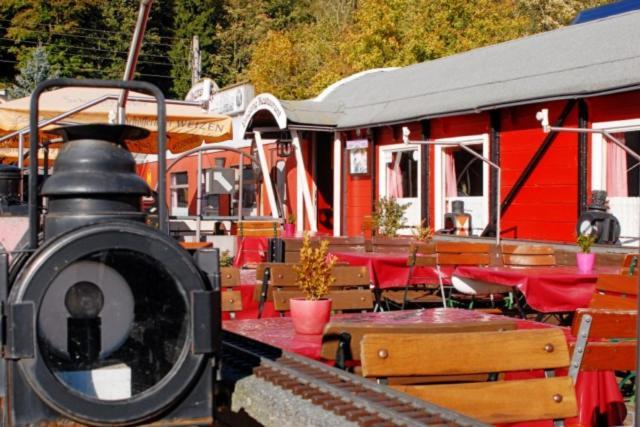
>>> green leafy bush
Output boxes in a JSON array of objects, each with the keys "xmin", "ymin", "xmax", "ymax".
[{"xmin": 373, "ymin": 197, "xmax": 410, "ymax": 237}]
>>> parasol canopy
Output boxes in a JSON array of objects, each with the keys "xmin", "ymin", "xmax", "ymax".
[{"xmin": 0, "ymin": 87, "xmax": 233, "ymax": 154}]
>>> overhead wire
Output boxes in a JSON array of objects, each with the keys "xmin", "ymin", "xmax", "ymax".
[
  {"xmin": 0, "ymin": 18, "xmax": 189, "ymax": 44},
  {"xmin": 0, "ymin": 38, "xmax": 174, "ymax": 67},
  {"xmin": 0, "ymin": 24, "xmax": 180, "ymax": 49},
  {"xmin": 0, "ymin": 56, "xmax": 174, "ymax": 79},
  {"xmin": 0, "ymin": 34, "xmax": 173, "ymax": 60}
]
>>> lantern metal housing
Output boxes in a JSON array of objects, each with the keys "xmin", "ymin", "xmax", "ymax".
[{"xmin": 276, "ymin": 132, "xmax": 292, "ymax": 157}]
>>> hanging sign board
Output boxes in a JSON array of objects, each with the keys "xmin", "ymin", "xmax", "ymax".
[{"xmin": 347, "ymin": 139, "xmax": 369, "ymax": 175}]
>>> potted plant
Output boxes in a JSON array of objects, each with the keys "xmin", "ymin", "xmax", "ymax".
[
  {"xmin": 284, "ymin": 213, "xmax": 296, "ymax": 237},
  {"xmin": 291, "ymin": 233, "xmax": 336, "ymax": 334},
  {"xmin": 372, "ymin": 196, "xmax": 410, "ymax": 237},
  {"xmin": 576, "ymin": 233, "xmax": 597, "ymax": 273}
]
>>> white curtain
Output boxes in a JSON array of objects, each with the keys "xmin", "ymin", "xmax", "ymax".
[
  {"xmin": 606, "ymin": 132, "xmax": 628, "ymax": 197},
  {"xmin": 444, "ymin": 149, "xmax": 457, "ymax": 198},
  {"xmin": 387, "ymin": 153, "xmax": 403, "ymax": 198}
]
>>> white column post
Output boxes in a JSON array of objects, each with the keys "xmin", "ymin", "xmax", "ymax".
[
  {"xmin": 291, "ymin": 130, "xmax": 317, "ymax": 232},
  {"xmin": 254, "ymin": 131, "xmax": 280, "ymax": 219},
  {"xmin": 196, "ymin": 148, "xmax": 203, "ymax": 241},
  {"xmin": 333, "ymin": 136, "xmax": 342, "ymax": 236},
  {"xmin": 18, "ymin": 132, "xmax": 24, "ymax": 170},
  {"xmin": 296, "ymin": 148, "xmax": 304, "ymax": 233}
]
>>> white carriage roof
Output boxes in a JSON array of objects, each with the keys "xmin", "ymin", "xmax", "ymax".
[{"xmin": 276, "ymin": 10, "xmax": 640, "ymax": 130}]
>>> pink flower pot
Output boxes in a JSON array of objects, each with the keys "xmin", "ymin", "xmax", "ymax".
[
  {"xmin": 290, "ymin": 298, "xmax": 332, "ymax": 335},
  {"xmin": 576, "ymin": 252, "xmax": 595, "ymax": 273},
  {"xmin": 284, "ymin": 223, "xmax": 295, "ymax": 237}
]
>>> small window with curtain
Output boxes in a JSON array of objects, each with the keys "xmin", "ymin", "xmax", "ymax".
[{"xmin": 606, "ymin": 131, "xmax": 640, "ymax": 198}]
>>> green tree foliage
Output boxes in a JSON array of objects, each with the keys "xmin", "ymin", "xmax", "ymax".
[
  {"xmin": 169, "ymin": 0, "xmax": 224, "ymax": 98},
  {"xmin": 0, "ymin": 0, "xmax": 616, "ymax": 100},
  {"xmin": 8, "ymin": 45, "xmax": 59, "ymax": 98}
]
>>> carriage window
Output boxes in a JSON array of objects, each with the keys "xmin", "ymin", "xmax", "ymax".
[
  {"xmin": 170, "ymin": 172, "xmax": 189, "ymax": 216},
  {"xmin": 386, "ymin": 150, "xmax": 417, "ymax": 198},
  {"xmin": 445, "ymin": 146, "xmax": 483, "ymax": 197},
  {"xmin": 607, "ymin": 131, "xmax": 640, "ymax": 197}
]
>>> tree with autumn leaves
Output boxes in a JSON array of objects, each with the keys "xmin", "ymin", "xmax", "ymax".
[{"xmin": 0, "ymin": 0, "xmax": 613, "ymax": 100}]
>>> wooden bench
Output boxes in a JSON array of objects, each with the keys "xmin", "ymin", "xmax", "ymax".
[
  {"xmin": 321, "ymin": 316, "xmax": 517, "ymax": 367},
  {"xmin": 283, "ymin": 236, "xmax": 365, "ymax": 263},
  {"xmin": 371, "ymin": 236, "xmax": 415, "ymax": 253},
  {"xmin": 436, "ymin": 242, "xmax": 492, "ymax": 308},
  {"xmin": 361, "ymin": 328, "xmax": 577, "ymax": 425},
  {"xmin": 396, "ymin": 243, "xmax": 439, "ymax": 308},
  {"xmin": 238, "ymin": 220, "xmax": 281, "ymax": 238},
  {"xmin": 220, "ymin": 266, "xmax": 242, "ymax": 318},
  {"xmin": 570, "ymin": 308, "xmax": 636, "ymax": 377},
  {"xmin": 501, "ymin": 244, "xmax": 556, "ymax": 267},
  {"xmin": 265, "ymin": 264, "xmax": 373, "ymax": 313},
  {"xmin": 568, "ymin": 274, "xmax": 638, "ymax": 385},
  {"xmin": 588, "ymin": 273, "xmax": 637, "ymax": 309}
]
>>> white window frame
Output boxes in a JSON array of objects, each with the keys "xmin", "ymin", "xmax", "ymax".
[
  {"xmin": 433, "ymin": 134, "xmax": 489, "ymax": 233},
  {"xmin": 378, "ymin": 143, "xmax": 422, "ymax": 232},
  {"xmin": 170, "ymin": 171, "xmax": 189, "ymax": 217},
  {"xmin": 591, "ymin": 118, "xmax": 640, "ymax": 191},
  {"xmin": 591, "ymin": 118, "xmax": 640, "ymax": 243}
]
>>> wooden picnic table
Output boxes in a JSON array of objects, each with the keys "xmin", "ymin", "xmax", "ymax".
[
  {"xmin": 223, "ymin": 308, "xmax": 626, "ymax": 426},
  {"xmin": 453, "ymin": 265, "xmax": 620, "ymax": 313}
]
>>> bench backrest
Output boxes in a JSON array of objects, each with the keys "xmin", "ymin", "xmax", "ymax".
[
  {"xmin": 270, "ymin": 265, "xmax": 373, "ymax": 312},
  {"xmin": 283, "ymin": 237, "xmax": 366, "ymax": 262},
  {"xmin": 408, "ymin": 243, "xmax": 437, "ymax": 267},
  {"xmin": 589, "ymin": 273, "xmax": 637, "ymax": 309},
  {"xmin": 371, "ymin": 236, "xmax": 415, "ymax": 253},
  {"xmin": 219, "ymin": 266, "xmax": 242, "ymax": 313},
  {"xmin": 360, "ymin": 328, "xmax": 576, "ymax": 424},
  {"xmin": 238, "ymin": 220, "xmax": 281, "ymax": 238},
  {"xmin": 435, "ymin": 241, "xmax": 492, "ymax": 266},
  {"xmin": 501, "ymin": 244, "xmax": 556, "ymax": 267},
  {"xmin": 570, "ymin": 308, "xmax": 636, "ymax": 372},
  {"xmin": 321, "ymin": 317, "xmax": 517, "ymax": 361}
]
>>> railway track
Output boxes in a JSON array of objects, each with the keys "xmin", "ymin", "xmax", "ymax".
[{"xmin": 219, "ymin": 331, "xmax": 487, "ymax": 427}]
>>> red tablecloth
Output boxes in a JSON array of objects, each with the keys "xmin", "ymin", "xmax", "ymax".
[
  {"xmin": 453, "ymin": 265, "xmax": 620, "ymax": 313},
  {"xmin": 223, "ymin": 308, "xmax": 626, "ymax": 426},
  {"xmin": 331, "ymin": 251, "xmax": 453, "ymax": 289},
  {"xmin": 233, "ymin": 237, "xmax": 268, "ymax": 267}
]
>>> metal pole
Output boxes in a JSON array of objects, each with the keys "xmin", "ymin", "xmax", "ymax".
[
  {"xmin": 17, "ymin": 133, "xmax": 24, "ymax": 170},
  {"xmin": 196, "ymin": 148, "xmax": 203, "ymax": 241},
  {"xmin": 117, "ymin": 0, "xmax": 154, "ymax": 124},
  {"xmin": 238, "ymin": 152, "xmax": 244, "ymax": 223}
]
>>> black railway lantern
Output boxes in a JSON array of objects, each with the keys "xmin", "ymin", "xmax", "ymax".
[
  {"xmin": 1, "ymin": 79, "xmax": 220, "ymax": 426},
  {"xmin": 577, "ymin": 190, "xmax": 621, "ymax": 244}
]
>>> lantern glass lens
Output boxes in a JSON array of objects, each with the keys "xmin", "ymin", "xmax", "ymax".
[{"xmin": 38, "ymin": 249, "xmax": 188, "ymax": 401}]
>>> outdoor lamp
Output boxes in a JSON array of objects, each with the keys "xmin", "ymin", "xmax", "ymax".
[{"xmin": 277, "ymin": 136, "xmax": 292, "ymax": 157}]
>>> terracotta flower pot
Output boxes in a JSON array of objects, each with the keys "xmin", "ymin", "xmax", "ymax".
[
  {"xmin": 284, "ymin": 223, "xmax": 295, "ymax": 237},
  {"xmin": 290, "ymin": 298, "xmax": 332, "ymax": 335},
  {"xmin": 576, "ymin": 252, "xmax": 595, "ymax": 273}
]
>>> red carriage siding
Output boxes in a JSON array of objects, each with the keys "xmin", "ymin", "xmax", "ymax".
[{"xmin": 498, "ymin": 101, "xmax": 580, "ymax": 242}]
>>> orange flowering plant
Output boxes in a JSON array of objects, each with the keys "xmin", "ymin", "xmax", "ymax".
[{"xmin": 293, "ymin": 233, "xmax": 336, "ymax": 300}]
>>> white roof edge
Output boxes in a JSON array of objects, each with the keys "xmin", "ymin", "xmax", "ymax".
[{"xmin": 313, "ymin": 68, "xmax": 398, "ymax": 102}]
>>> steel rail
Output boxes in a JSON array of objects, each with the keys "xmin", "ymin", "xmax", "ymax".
[{"xmin": 220, "ymin": 331, "xmax": 486, "ymax": 427}]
